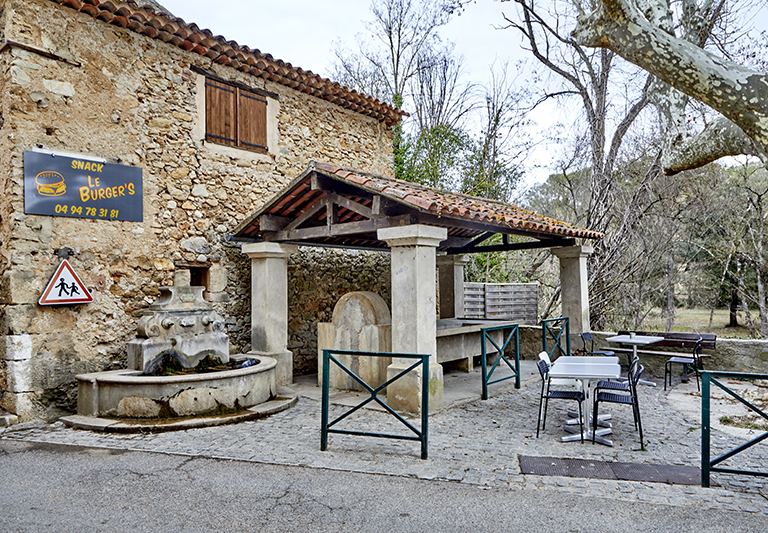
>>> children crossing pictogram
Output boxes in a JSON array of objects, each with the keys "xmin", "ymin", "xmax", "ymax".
[{"xmin": 39, "ymin": 259, "xmax": 93, "ymax": 305}]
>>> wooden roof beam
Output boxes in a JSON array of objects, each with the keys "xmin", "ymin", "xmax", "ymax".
[{"xmin": 446, "ymin": 237, "xmax": 576, "ymax": 254}]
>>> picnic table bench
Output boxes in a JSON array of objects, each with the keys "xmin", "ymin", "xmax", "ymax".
[{"xmin": 608, "ymin": 331, "xmax": 716, "ymax": 366}]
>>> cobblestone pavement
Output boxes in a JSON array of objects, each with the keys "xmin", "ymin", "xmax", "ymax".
[{"xmin": 2, "ymin": 365, "xmax": 767, "ymax": 514}]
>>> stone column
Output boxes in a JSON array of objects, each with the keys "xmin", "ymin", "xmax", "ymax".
[
  {"xmin": 551, "ymin": 245, "xmax": 593, "ymax": 335},
  {"xmin": 242, "ymin": 242, "xmax": 298, "ymax": 385},
  {"xmin": 437, "ymin": 254, "xmax": 469, "ymax": 319},
  {"xmin": 378, "ymin": 225, "xmax": 447, "ymax": 413}
]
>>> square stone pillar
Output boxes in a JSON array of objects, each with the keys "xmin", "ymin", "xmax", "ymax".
[
  {"xmin": 378, "ymin": 225, "xmax": 447, "ymax": 413},
  {"xmin": 242, "ymin": 242, "xmax": 298, "ymax": 385},
  {"xmin": 437, "ymin": 254, "xmax": 469, "ymax": 319},
  {"xmin": 551, "ymin": 245, "xmax": 593, "ymax": 335}
]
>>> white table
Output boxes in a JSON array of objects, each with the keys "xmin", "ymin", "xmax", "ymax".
[
  {"xmin": 549, "ymin": 356, "xmax": 621, "ymax": 445},
  {"xmin": 605, "ymin": 334, "xmax": 664, "ymax": 387}
]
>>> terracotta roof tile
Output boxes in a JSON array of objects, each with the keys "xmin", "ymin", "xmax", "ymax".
[
  {"xmin": 310, "ymin": 162, "xmax": 603, "ymax": 240},
  {"xmin": 405, "ymin": 195, "xmax": 435, "ymax": 211},
  {"xmin": 46, "ymin": 0, "xmax": 404, "ymax": 126},
  {"xmin": 81, "ymin": 4, "xmax": 99, "ymax": 16}
]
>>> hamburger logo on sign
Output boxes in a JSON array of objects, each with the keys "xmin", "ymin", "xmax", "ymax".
[{"xmin": 35, "ymin": 170, "xmax": 66, "ymax": 196}]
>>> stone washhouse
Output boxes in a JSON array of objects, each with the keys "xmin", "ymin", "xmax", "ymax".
[{"xmin": 233, "ymin": 162, "xmax": 602, "ymax": 414}]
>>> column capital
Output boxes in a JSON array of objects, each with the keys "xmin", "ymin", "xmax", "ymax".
[
  {"xmin": 436, "ymin": 254, "xmax": 470, "ymax": 266},
  {"xmin": 242, "ymin": 242, "xmax": 299, "ymax": 259},
  {"xmin": 378, "ymin": 224, "xmax": 447, "ymax": 248},
  {"xmin": 551, "ymin": 245, "xmax": 594, "ymax": 260}
]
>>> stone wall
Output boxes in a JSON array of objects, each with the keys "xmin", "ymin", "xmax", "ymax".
[
  {"xmin": 0, "ymin": 2, "xmax": 11, "ymax": 414},
  {"xmin": 0, "ymin": 0, "xmax": 394, "ymax": 421},
  {"xmin": 288, "ymin": 248, "xmax": 391, "ymax": 376}
]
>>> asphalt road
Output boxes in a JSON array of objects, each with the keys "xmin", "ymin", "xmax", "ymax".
[{"xmin": 1, "ymin": 440, "xmax": 766, "ymax": 532}]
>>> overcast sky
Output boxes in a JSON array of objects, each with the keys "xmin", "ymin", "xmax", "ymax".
[{"xmin": 157, "ymin": 0, "xmax": 520, "ymax": 83}]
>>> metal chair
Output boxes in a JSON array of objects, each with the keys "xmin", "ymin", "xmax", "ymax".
[
  {"xmin": 664, "ymin": 338, "xmax": 703, "ymax": 391},
  {"xmin": 580, "ymin": 332, "xmax": 615, "ymax": 357},
  {"xmin": 593, "ymin": 355, "xmax": 638, "ymax": 394},
  {"xmin": 536, "ymin": 359, "xmax": 586, "ymax": 442},
  {"xmin": 592, "ymin": 361, "xmax": 645, "ymax": 448},
  {"xmin": 537, "ymin": 351, "xmax": 580, "ymax": 388}
]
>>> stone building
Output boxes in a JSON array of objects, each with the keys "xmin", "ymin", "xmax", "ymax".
[{"xmin": 0, "ymin": 0, "xmax": 401, "ymax": 421}]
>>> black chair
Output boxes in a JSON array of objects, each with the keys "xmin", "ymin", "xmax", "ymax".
[
  {"xmin": 664, "ymin": 338, "xmax": 703, "ymax": 391},
  {"xmin": 536, "ymin": 359, "xmax": 586, "ymax": 442},
  {"xmin": 593, "ymin": 355, "xmax": 638, "ymax": 396},
  {"xmin": 580, "ymin": 332, "xmax": 615, "ymax": 357},
  {"xmin": 592, "ymin": 361, "xmax": 644, "ymax": 448}
]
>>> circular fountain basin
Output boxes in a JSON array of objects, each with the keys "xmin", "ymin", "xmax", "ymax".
[{"xmin": 62, "ymin": 355, "xmax": 297, "ymax": 432}]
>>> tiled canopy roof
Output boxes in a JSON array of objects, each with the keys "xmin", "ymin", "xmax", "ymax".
[
  {"xmin": 46, "ymin": 0, "xmax": 405, "ymax": 126},
  {"xmin": 233, "ymin": 162, "xmax": 602, "ymax": 253}
]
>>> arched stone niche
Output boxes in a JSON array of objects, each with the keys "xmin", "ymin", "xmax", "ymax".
[{"xmin": 317, "ymin": 291, "xmax": 392, "ymax": 390}]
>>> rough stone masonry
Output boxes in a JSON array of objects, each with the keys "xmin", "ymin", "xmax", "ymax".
[{"xmin": 0, "ymin": 0, "xmax": 396, "ymax": 421}]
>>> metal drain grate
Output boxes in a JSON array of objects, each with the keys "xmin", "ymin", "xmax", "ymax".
[
  {"xmin": 520, "ymin": 456, "xmax": 709, "ymax": 486},
  {"xmin": 611, "ymin": 461, "xmax": 702, "ymax": 485},
  {"xmin": 520, "ymin": 456, "xmax": 617, "ymax": 479}
]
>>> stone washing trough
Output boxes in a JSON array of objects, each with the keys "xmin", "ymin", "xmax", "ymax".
[
  {"xmin": 62, "ymin": 286, "xmax": 295, "ymax": 432},
  {"xmin": 436, "ymin": 318, "xmax": 512, "ymax": 371}
]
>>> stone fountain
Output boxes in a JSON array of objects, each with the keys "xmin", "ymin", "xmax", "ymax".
[
  {"xmin": 62, "ymin": 286, "xmax": 295, "ymax": 432},
  {"xmin": 127, "ymin": 285, "xmax": 230, "ymax": 373}
]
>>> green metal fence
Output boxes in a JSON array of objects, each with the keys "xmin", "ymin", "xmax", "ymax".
[
  {"xmin": 542, "ymin": 317, "xmax": 570, "ymax": 359},
  {"xmin": 480, "ymin": 323, "xmax": 520, "ymax": 400},
  {"xmin": 701, "ymin": 370, "xmax": 768, "ymax": 487},
  {"xmin": 320, "ymin": 349, "xmax": 430, "ymax": 459}
]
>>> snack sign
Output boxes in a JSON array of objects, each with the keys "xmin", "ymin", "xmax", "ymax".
[{"xmin": 24, "ymin": 151, "xmax": 143, "ymax": 222}]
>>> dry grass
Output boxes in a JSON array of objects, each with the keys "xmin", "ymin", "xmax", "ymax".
[{"xmin": 642, "ymin": 307, "xmax": 753, "ymax": 339}]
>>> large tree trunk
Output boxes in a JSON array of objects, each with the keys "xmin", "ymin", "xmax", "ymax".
[
  {"xmin": 729, "ymin": 290, "xmax": 739, "ymax": 328},
  {"xmin": 572, "ymin": 0, "xmax": 768, "ymax": 169}
]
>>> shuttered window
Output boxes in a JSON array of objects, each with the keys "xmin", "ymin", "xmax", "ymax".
[{"xmin": 205, "ymin": 78, "xmax": 268, "ymax": 153}]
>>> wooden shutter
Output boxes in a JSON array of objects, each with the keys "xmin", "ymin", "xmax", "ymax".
[
  {"xmin": 238, "ymin": 89, "xmax": 268, "ymax": 152},
  {"xmin": 205, "ymin": 79, "xmax": 237, "ymax": 147}
]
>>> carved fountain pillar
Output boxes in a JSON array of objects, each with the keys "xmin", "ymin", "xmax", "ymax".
[
  {"xmin": 243, "ymin": 242, "xmax": 298, "ymax": 385},
  {"xmin": 378, "ymin": 224, "xmax": 447, "ymax": 414}
]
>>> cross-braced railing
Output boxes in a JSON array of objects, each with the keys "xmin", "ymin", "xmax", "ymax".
[
  {"xmin": 542, "ymin": 317, "xmax": 570, "ymax": 359},
  {"xmin": 320, "ymin": 349, "xmax": 429, "ymax": 459},
  {"xmin": 701, "ymin": 370, "xmax": 768, "ymax": 487},
  {"xmin": 480, "ymin": 323, "xmax": 520, "ymax": 400}
]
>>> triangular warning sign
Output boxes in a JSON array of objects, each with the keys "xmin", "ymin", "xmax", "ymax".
[{"xmin": 39, "ymin": 259, "xmax": 93, "ymax": 305}]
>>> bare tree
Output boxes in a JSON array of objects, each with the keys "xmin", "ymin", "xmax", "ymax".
[
  {"xmin": 332, "ymin": 0, "xmax": 452, "ymax": 106},
  {"xmin": 397, "ymin": 44, "xmax": 476, "ymax": 188},
  {"xmin": 571, "ymin": 0, "xmax": 768, "ymax": 172},
  {"xmin": 684, "ymin": 162, "xmax": 768, "ymax": 337},
  {"xmin": 461, "ymin": 62, "xmax": 528, "ymax": 202},
  {"xmin": 504, "ymin": 0, "xmax": 663, "ymax": 327},
  {"xmin": 410, "ymin": 43, "xmax": 476, "ymax": 131}
]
